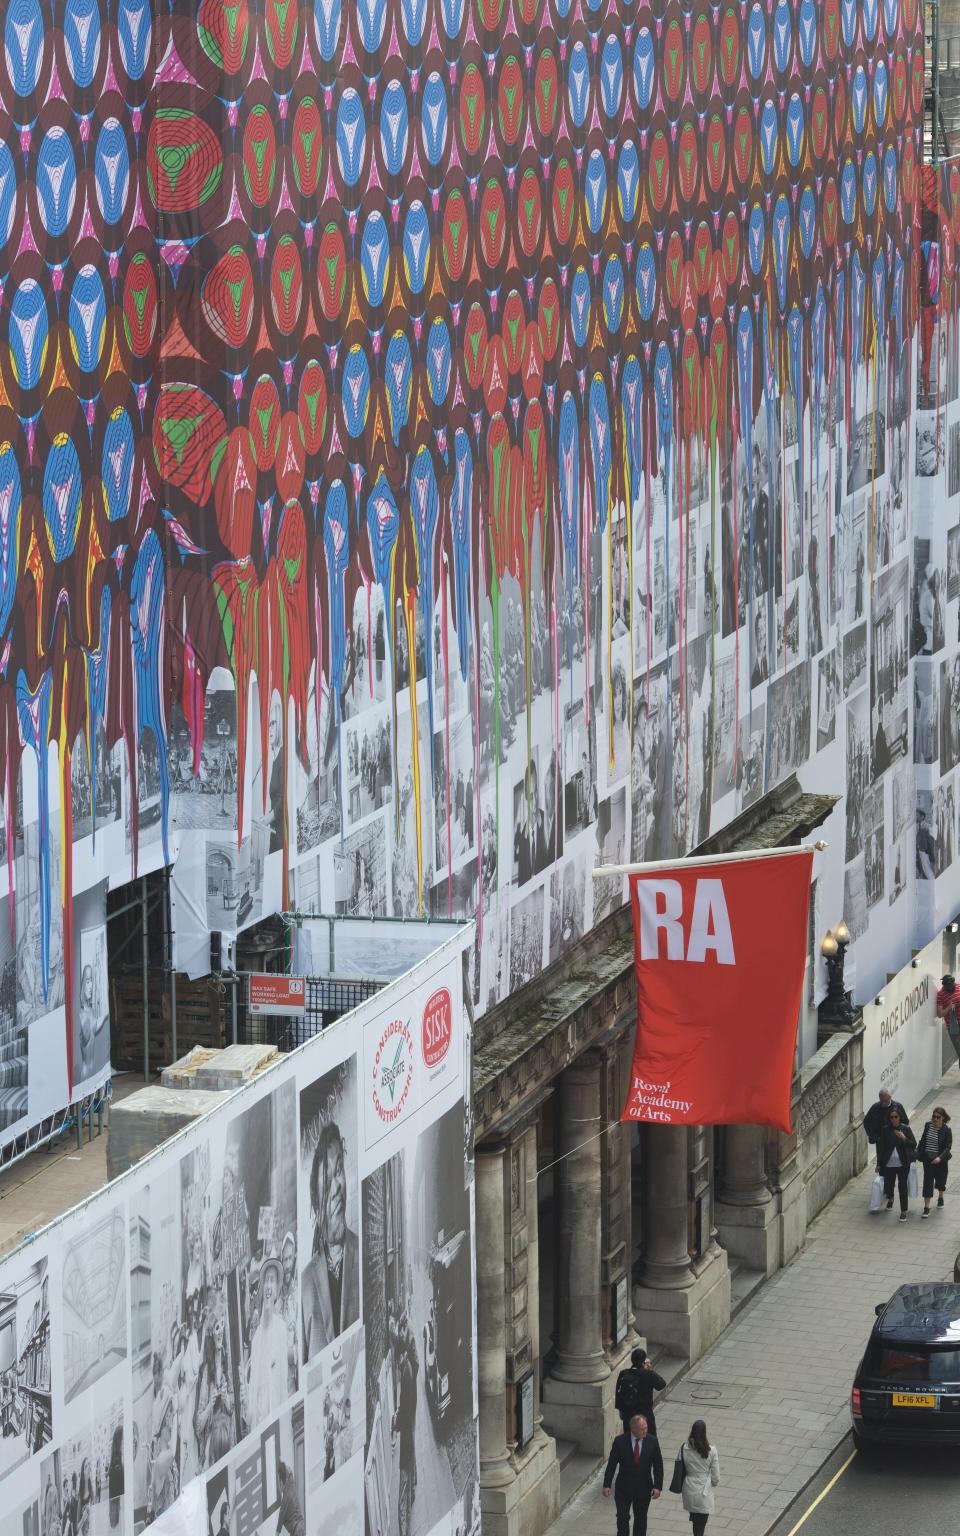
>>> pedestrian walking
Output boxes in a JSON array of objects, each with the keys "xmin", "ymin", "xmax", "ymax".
[
  {"xmin": 863, "ymin": 1089, "xmax": 908, "ymax": 1145},
  {"xmin": 875, "ymin": 1106, "xmax": 917, "ymax": 1221},
  {"xmin": 614, "ymin": 1348, "xmax": 667, "ymax": 1435},
  {"xmin": 937, "ymin": 975, "xmax": 960, "ymax": 1067},
  {"xmin": 918, "ymin": 1106, "xmax": 952, "ymax": 1217},
  {"xmin": 602, "ymin": 1412, "xmax": 663, "ymax": 1536},
  {"xmin": 676, "ymin": 1420, "xmax": 720, "ymax": 1536}
]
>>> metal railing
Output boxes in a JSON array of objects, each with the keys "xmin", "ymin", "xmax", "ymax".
[{"xmin": 0, "ymin": 1081, "xmax": 112, "ymax": 1176}]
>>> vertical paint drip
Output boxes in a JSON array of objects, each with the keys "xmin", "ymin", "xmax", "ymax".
[
  {"xmin": 735, "ymin": 307, "xmax": 756, "ymax": 747},
  {"xmin": 644, "ymin": 399, "xmax": 652, "ymax": 710},
  {"xmin": 3, "ymin": 714, "xmax": 13, "ymax": 940},
  {"xmin": 365, "ymin": 574, "xmax": 374, "ymax": 702},
  {"xmin": 482, "ymin": 529, "xmax": 501, "ymax": 878},
  {"xmin": 404, "ymin": 589, "xmax": 423, "ymax": 916},
  {"xmin": 441, "ymin": 565, "xmax": 452, "ymax": 916},
  {"xmin": 582, "ymin": 433, "xmax": 592, "ymax": 731},
  {"xmin": 551, "ymin": 563, "xmax": 560, "ymax": 861},
  {"xmin": 606, "ymin": 512, "xmax": 614, "ymax": 770},
  {"xmin": 60, "ymin": 729, "xmax": 74, "ymax": 1095},
  {"xmin": 130, "ymin": 531, "xmax": 171, "ymax": 867},
  {"xmin": 181, "ymin": 631, "xmax": 205, "ymax": 778},
  {"xmin": 732, "ymin": 405, "xmax": 740, "ymax": 778},
  {"xmin": 472, "ymin": 568, "xmax": 483, "ymax": 948},
  {"xmin": 16, "ymin": 671, "xmax": 53, "ymax": 1004},
  {"xmin": 622, "ymin": 394, "xmax": 634, "ymax": 761}
]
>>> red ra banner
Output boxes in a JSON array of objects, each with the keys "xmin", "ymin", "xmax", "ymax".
[{"xmin": 622, "ymin": 850, "xmax": 814, "ymax": 1133}]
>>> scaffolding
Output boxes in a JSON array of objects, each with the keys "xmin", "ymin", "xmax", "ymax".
[{"xmin": 927, "ymin": 0, "xmax": 960, "ymax": 161}]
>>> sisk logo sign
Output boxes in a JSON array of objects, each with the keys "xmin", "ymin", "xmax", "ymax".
[
  {"xmin": 422, "ymin": 985, "xmax": 453, "ymax": 1068},
  {"xmin": 371, "ymin": 1017, "xmax": 414, "ymax": 1124}
]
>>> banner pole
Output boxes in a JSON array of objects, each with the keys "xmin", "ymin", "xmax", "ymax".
[{"xmin": 591, "ymin": 841, "xmax": 825, "ymax": 878}]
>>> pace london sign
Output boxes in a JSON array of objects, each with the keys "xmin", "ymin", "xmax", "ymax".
[{"xmin": 598, "ymin": 848, "xmax": 814, "ymax": 1133}]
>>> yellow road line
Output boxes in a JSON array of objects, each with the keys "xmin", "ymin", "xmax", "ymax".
[{"xmin": 783, "ymin": 1449, "xmax": 857, "ymax": 1536}]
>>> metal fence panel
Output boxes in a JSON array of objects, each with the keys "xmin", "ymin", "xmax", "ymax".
[{"xmin": 233, "ymin": 974, "xmax": 383, "ymax": 1052}]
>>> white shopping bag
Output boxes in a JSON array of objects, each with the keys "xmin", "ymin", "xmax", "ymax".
[
  {"xmin": 869, "ymin": 1174, "xmax": 885, "ymax": 1212},
  {"xmin": 908, "ymin": 1164, "xmax": 919, "ymax": 1200}
]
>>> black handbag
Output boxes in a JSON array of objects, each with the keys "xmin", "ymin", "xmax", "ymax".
[{"xmin": 669, "ymin": 1445, "xmax": 686, "ymax": 1495}]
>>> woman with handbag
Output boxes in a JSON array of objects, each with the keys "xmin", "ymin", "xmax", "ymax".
[
  {"xmin": 876, "ymin": 1106, "xmax": 917, "ymax": 1221},
  {"xmin": 918, "ymin": 1106, "xmax": 952, "ymax": 1217},
  {"xmin": 674, "ymin": 1420, "xmax": 720, "ymax": 1536}
]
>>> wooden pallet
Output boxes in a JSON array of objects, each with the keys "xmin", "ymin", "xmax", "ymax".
[{"xmin": 110, "ymin": 973, "xmax": 226, "ymax": 1070}]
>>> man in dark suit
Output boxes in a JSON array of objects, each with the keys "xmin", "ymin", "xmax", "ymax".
[{"xmin": 602, "ymin": 1413, "xmax": 663, "ymax": 1536}]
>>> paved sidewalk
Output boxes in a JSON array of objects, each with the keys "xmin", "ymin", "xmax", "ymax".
[
  {"xmin": 546, "ymin": 1069, "xmax": 960, "ymax": 1536},
  {"xmin": 0, "ymin": 1074, "xmax": 141, "ymax": 1257}
]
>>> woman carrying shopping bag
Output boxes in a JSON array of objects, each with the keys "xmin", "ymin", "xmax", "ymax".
[
  {"xmin": 868, "ymin": 1169, "xmax": 886, "ymax": 1212},
  {"xmin": 676, "ymin": 1420, "xmax": 720, "ymax": 1536},
  {"xmin": 918, "ymin": 1106, "xmax": 952, "ymax": 1217},
  {"xmin": 876, "ymin": 1106, "xmax": 917, "ymax": 1221}
]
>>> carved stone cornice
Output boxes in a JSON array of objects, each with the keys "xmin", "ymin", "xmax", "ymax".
[{"xmin": 474, "ymin": 906, "xmax": 635, "ymax": 1141}]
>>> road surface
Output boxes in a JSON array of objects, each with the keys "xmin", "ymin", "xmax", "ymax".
[{"xmin": 769, "ymin": 1433, "xmax": 960, "ymax": 1536}]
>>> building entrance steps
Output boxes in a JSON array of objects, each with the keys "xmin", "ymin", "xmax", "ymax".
[{"xmin": 542, "ymin": 1067, "xmax": 960, "ymax": 1536}]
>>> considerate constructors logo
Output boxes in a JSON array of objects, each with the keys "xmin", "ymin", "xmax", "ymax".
[{"xmin": 372, "ymin": 1017, "xmax": 414, "ymax": 1123}]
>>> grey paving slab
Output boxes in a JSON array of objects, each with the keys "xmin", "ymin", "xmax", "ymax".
[
  {"xmin": 543, "ymin": 1067, "xmax": 960, "ymax": 1536},
  {"xmin": 0, "ymin": 1073, "xmax": 142, "ymax": 1256}
]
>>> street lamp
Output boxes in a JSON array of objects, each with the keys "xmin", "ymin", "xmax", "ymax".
[{"xmin": 819, "ymin": 920, "xmax": 855, "ymax": 1029}]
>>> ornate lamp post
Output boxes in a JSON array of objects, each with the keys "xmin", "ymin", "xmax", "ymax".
[{"xmin": 819, "ymin": 919, "xmax": 855, "ymax": 1030}]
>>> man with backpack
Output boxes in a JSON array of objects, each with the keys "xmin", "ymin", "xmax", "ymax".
[{"xmin": 614, "ymin": 1348, "xmax": 666, "ymax": 1436}]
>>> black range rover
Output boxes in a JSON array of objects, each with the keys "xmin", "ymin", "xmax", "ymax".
[{"xmin": 852, "ymin": 1283, "xmax": 960, "ymax": 1448}]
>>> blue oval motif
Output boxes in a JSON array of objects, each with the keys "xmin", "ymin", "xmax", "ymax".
[
  {"xmin": 68, "ymin": 262, "xmax": 107, "ymax": 373},
  {"xmin": 8, "ymin": 277, "xmax": 48, "ymax": 390},
  {"xmin": 95, "ymin": 118, "xmax": 130, "ymax": 226}
]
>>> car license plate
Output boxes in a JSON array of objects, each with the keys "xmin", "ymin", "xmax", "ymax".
[{"xmin": 892, "ymin": 1392, "xmax": 936, "ymax": 1408}]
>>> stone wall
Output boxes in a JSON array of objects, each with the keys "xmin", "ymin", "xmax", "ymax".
[{"xmin": 798, "ymin": 1025, "xmax": 869, "ymax": 1224}]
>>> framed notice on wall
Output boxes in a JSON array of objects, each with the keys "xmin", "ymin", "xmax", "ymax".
[
  {"xmin": 516, "ymin": 1369, "xmax": 535, "ymax": 1450},
  {"xmin": 611, "ymin": 1272, "xmax": 629, "ymax": 1348}
]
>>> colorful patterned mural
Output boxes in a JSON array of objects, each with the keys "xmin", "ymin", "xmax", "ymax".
[{"xmin": 0, "ymin": 0, "xmax": 933, "ymax": 1145}]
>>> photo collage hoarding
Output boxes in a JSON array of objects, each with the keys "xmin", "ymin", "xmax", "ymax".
[
  {"xmin": 0, "ymin": 0, "xmax": 937, "ymax": 1155},
  {"xmin": 0, "ymin": 935, "xmax": 477, "ymax": 1536}
]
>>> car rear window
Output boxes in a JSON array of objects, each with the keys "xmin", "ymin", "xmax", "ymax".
[{"xmin": 867, "ymin": 1346, "xmax": 960, "ymax": 1382}]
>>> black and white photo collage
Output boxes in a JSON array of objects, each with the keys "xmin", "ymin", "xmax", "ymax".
[
  {"xmin": 912, "ymin": 311, "xmax": 960, "ymax": 940},
  {"xmin": 0, "ymin": 937, "xmax": 478, "ymax": 1536},
  {"xmin": 0, "ymin": 728, "xmax": 116, "ymax": 1150}
]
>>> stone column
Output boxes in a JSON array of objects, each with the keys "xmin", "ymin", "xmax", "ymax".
[
  {"xmin": 640, "ymin": 1125, "xmax": 694, "ymax": 1288},
  {"xmin": 633, "ymin": 1125, "xmax": 730, "ymax": 1362},
  {"xmin": 523, "ymin": 1120, "xmax": 546, "ymax": 1422},
  {"xmin": 715, "ymin": 1124, "xmax": 779, "ymax": 1276},
  {"xmin": 477, "ymin": 1142, "xmax": 512, "ymax": 1490},
  {"xmin": 719, "ymin": 1125, "xmax": 769, "ymax": 1205},
  {"xmin": 601, "ymin": 1035, "xmax": 636, "ymax": 1351},
  {"xmin": 769, "ymin": 1071, "xmax": 808, "ymax": 1269},
  {"xmin": 541, "ymin": 1052, "xmax": 611, "ymax": 1452},
  {"xmin": 551, "ymin": 1052, "xmax": 606, "ymax": 1381}
]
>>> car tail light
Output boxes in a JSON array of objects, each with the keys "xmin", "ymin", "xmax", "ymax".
[{"xmin": 851, "ymin": 1388, "xmax": 862, "ymax": 1416}]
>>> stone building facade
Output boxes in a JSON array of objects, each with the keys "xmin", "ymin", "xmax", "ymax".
[{"xmin": 473, "ymin": 784, "xmax": 869, "ymax": 1536}]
